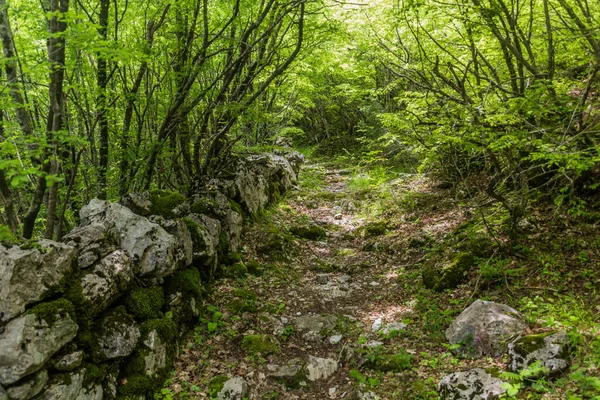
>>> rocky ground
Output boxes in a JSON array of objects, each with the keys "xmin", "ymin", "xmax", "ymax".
[{"xmin": 162, "ymin": 161, "xmax": 600, "ymax": 400}]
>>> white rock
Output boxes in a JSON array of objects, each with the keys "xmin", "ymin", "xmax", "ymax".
[
  {"xmin": 329, "ymin": 335, "xmax": 343, "ymax": 345},
  {"xmin": 217, "ymin": 377, "xmax": 249, "ymax": 400},
  {"xmin": 371, "ymin": 317, "xmax": 383, "ymax": 332},
  {"xmin": 438, "ymin": 368, "xmax": 506, "ymax": 399},
  {"xmin": 306, "ymin": 356, "xmax": 337, "ymax": 381}
]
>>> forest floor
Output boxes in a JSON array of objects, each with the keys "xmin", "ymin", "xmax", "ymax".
[{"xmin": 162, "ymin": 157, "xmax": 600, "ymax": 400}]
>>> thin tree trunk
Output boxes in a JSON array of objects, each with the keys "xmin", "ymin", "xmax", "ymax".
[{"xmin": 97, "ymin": 0, "xmax": 109, "ymax": 199}]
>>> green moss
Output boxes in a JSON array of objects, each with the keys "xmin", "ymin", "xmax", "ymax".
[
  {"xmin": 310, "ymin": 261, "xmax": 338, "ymax": 273},
  {"xmin": 364, "ymin": 221, "xmax": 388, "ymax": 238},
  {"xmin": 84, "ymin": 363, "xmax": 107, "ymax": 385},
  {"xmin": 149, "ymin": 190, "xmax": 187, "ymax": 218},
  {"xmin": 25, "ymin": 298, "xmax": 75, "ymax": 325},
  {"xmin": 233, "ymin": 288, "xmax": 256, "ymax": 300},
  {"xmin": 164, "ymin": 268, "xmax": 203, "ymax": 324},
  {"xmin": 269, "ymin": 182, "xmax": 282, "ymax": 203},
  {"xmin": 117, "ymin": 374, "xmax": 152, "ymax": 398},
  {"xmin": 190, "ymin": 198, "xmax": 218, "ymax": 216},
  {"xmin": 125, "ymin": 286, "xmax": 164, "ymax": 321},
  {"xmin": 228, "ymin": 200, "xmax": 244, "ymax": 217},
  {"xmin": 227, "ymin": 299, "xmax": 258, "ymax": 314},
  {"xmin": 366, "ymin": 352, "xmax": 413, "ymax": 372},
  {"xmin": 512, "ymin": 332, "xmax": 567, "ymax": 357},
  {"xmin": 289, "ymin": 224, "xmax": 326, "ymax": 241},
  {"xmin": 220, "ymin": 252, "xmax": 242, "ymax": 266},
  {"xmin": 229, "ymin": 262, "xmax": 248, "ymax": 277},
  {"xmin": 208, "ymin": 374, "xmax": 229, "ymax": 398},
  {"xmin": 216, "ymin": 231, "xmax": 230, "ymax": 266},
  {"xmin": 241, "ymin": 334, "xmax": 281, "ymax": 356},
  {"xmin": 256, "ymin": 226, "xmax": 295, "ymax": 260},
  {"xmin": 422, "ymin": 252, "xmax": 475, "ymax": 292}
]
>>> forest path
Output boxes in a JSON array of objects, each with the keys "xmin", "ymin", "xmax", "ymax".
[{"xmin": 167, "ymin": 162, "xmax": 458, "ymax": 399}]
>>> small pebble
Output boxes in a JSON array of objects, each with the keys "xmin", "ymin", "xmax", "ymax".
[
  {"xmin": 369, "ymin": 281, "xmax": 380, "ymax": 287},
  {"xmin": 334, "ymin": 213, "xmax": 343, "ymax": 220},
  {"xmin": 317, "ymin": 274, "xmax": 329, "ymax": 284},
  {"xmin": 372, "ymin": 317, "xmax": 383, "ymax": 332},
  {"xmin": 337, "ymin": 274, "xmax": 351, "ymax": 283},
  {"xmin": 329, "ymin": 335, "xmax": 343, "ymax": 344}
]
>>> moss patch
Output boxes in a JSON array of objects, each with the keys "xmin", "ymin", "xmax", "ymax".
[
  {"xmin": 117, "ymin": 374, "xmax": 152, "ymax": 398},
  {"xmin": 25, "ymin": 298, "xmax": 76, "ymax": 325},
  {"xmin": 422, "ymin": 252, "xmax": 475, "ymax": 292},
  {"xmin": 363, "ymin": 221, "xmax": 388, "ymax": 238},
  {"xmin": 241, "ymin": 334, "xmax": 281, "ymax": 356},
  {"xmin": 245, "ymin": 260, "xmax": 264, "ymax": 276},
  {"xmin": 229, "ymin": 262, "xmax": 248, "ymax": 278},
  {"xmin": 125, "ymin": 286, "xmax": 164, "ymax": 321},
  {"xmin": 163, "ymin": 268, "xmax": 203, "ymax": 324},
  {"xmin": 289, "ymin": 224, "xmax": 326, "ymax": 241},
  {"xmin": 366, "ymin": 351, "xmax": 413, "ymax": 372},
  {"xmin": 149, "ymin": 190, "xmax": 187, "ymax": 218},
  {"xmin": 0, "ymin": 224, "xmax": 19, "ymax": 247},
  {"xmin": 256, "ymin": 226, "xmax": 295, "ymax": 261}
]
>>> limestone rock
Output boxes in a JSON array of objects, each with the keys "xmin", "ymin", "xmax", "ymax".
[
  {"xmin": 80, "ymin": 250, "xmax": 134, "ymax": 316},
  {"xmin": 266, "ymin": 359, "xmax": 305, "ymax": 388},
  {"xmin": 0, "ymin": 309, "xmax": 78, "ymax": 386},
  {"xmin": 381, "ymin": 322, "xmax": 407, "ymax": 335},
  {"xmin": 0, "ymin": 386, "xmax": 6, "ymax": 400},
  {"xmin": 53, "ymin": 351, "xmax": 84, "ymax": 372},
  {"xmin": 185, "ymin": 214, "xmax": 220, "ymax": 276},
  {"xmin": 0, "ymin": 241, "xmax": 76, "ymax": 323},
  {"xmin": 156, "ymin": 218, "xmax": 193, "ymax": 268},
  {"xmin": 446, "ymin": 300, "xmax": 527, "ymax": 358},
  {"xmin": 508, "ymin": 331, "xmax": 572, "ymax": 378},
  {"xmin": 91, "ymin": 309, "xmax": 140, "ymax": 361},
  {"xmin": 234, "ymin": 168, "xmax": 270, "ymax": 215},
  {"xmin": 5, "ymin": 369, "xmax": 47, "ymax": 400},
  {"xmin": 295, "ymin": 314, "xmax": 338, "ymax": 342},
  {"xmin": 438, "ymin": 368, "xmax": 506, "ymax": 400},
  {"xmin": 64, "ymin": 199, "xmax": 180, "ymax": 279},
  {"xmin": 306, "ymin": 356, "xmax": 337, "ymax": 381},
  {"xmin": 317, "ymin": 274, "xmax": 329, "ymax": 285},
  {"xmin": 275, "ymin": 150, "xmax": 305, "ymax": 173},
  {"xmin": 119, "ymin": 192, "xmax": 152, "ymax": 216},
  {"xmin": 34, "ymin": 368, "xmax": 101, "ymax": 400},
  {"xmin": 217, "ymin": 377, "xmax": 248, "ymax": 400}
]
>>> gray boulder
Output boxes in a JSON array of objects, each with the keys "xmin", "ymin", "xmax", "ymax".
[
  {"xmin": 157, "ymin": 218, "xmax": 193, "ymax": 268},
  {"xmin": 64, "ymin": 199, "xmax": 180, "ymax": 279},
  {"xmin": 275, "ymin": 150, "xmax": 305, "ymax": 173},
  {"xmin": 234, "ymin": 168, "xmax": 270, "ymax": 215},
  {"xmin": 5, "ymin": 369, "xmax": 47, "ymax": 400},
  {"xmin": 438, "ymin": 368, "xmax": 506, "ymax": 400},
  {"xmin": 185, "ymin": 214, "xmax": 219, "ymax": 272},
  {"xmin": 0, "ymin": 241, "xmax": 76, "ymax": 323},
  {"xmin": 295, "ymin": 314, "xmax": 338, "ymax": 342},
  {"xmin": 0, "ymin": 307, "xmax": 78, "ymax": 386},
  {"xmin": 217, "ymin": 377, "xmax": 249, "ymax": 400},
  {"xmin": 91, "ymin": 310, "xmax": 140, "ymax": 361},
  {"xmin": 508, "ymin": 331, "xmax": 572, "ymax": 378},
  {"xmin": 266, "ymin": 359, "xmax": 306, "ymax": 387},
  {"xmin": 446, "ymin": 300, "xmax": 527, "ymax": 358},
  {"xmin": 79, "ymin": 250, "xmax": 134, "ymax": 316}
]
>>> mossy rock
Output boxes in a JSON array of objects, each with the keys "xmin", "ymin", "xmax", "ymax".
[
  {"xmin": 241, "ymin": 334, "xmax": 281, "ymax": 356},
  {"xmin": 310, "ymin": 261, "xmax": 338, "ymax": 273},
  {"xmin": 228, "ymin": 200, "xmax": 244, "ymax": 217},
  {"xmin": 208, "ymin": 374, "xmax": 229, "ymax": 398},
  {"xmin": 116, "ymin": 374, "xmax": 153, "ymax": 398},
  {"xmin": 220, "ymin": 252, "xmax": 242, "ymax": 266},
  {"xmin": 83, "ymin": 363, "xmax": 108, "ymax": 386},
  {"xmin": 256, "ymin": 227, "xmax": 295, "ymax": 261},
  {"xmin": 422, "ymin": 252, "xmax": 475, "ymax": 292},
  {"xmin": 125, "ymin": 286, "xmax": 164, "ymax": 321},
  {"xmin": 289, "ymin": 224, "xmax": 326, "ymax": 241},
  {"xmin": 232, "ymin": 288, "xmax": 257, "ymax": 301},
  {"xmin": 363, "ymin": 221, "xmax": 388, "ymax": 238},
  {"xmin": 366, "ymin": 352, "xmax": 412, "ymax": 372},
  {"xmin": 190, "ymin": 198, "xmax": 219, "ymax": 216},
  {"xmin": 163, "ymin": 268, "xmax": 203, "ymax": 324},
  {"xmin": 149, "ymin": 189, "xmax": 188, "ymax": 218},
  {"xmin": 25, "ymin": 298, "xmax": 76, "ymax": 325},
  {"xmin": 229, "ymin": 262, "xmax": 248, "ymax": 278}
]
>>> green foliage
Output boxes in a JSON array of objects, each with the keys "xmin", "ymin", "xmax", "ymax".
[
  {"xmin": 25, "ymin": 298, "xmax": 76, "ymax": 325},
  {"xmin": 0, "ymin": 225, "xmax": 19, "ymax": 246}
]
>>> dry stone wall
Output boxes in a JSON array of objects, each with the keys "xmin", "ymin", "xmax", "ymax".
[{"xmin": 0, "ymin": 151, "xmax": 303, "ymax": 400}]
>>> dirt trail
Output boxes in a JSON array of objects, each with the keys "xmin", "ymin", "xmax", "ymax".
[{"xmin": 167, "ymin": 164, "xmax": 455, "ymax": 399}]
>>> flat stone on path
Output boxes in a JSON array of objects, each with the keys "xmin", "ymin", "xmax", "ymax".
[{"xmin": 306, "ymin": 356, "xmax": 338, "ymax": 381}]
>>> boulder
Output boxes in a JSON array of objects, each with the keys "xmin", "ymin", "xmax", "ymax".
[
  {"xmin": 422, "ymin": 252, "xmax": 475, "ymax": 292},
  {"xmin": 217, "ymin": 377, "xmax": 249, "ymax": 400},
  {"xmin": 91, "ymin": 309, "xmax": 140, "ymax": 361},
  {"xmin": 234, "ymin": 168, "xmax": 270, "ymax": 215},
  {"xmin": 438, "ymin": 368, "xmax": 506, "ymax": 400},
  {"xmin": 152, "ymin": 218, "xmax": 193, "ymax": 268},
  {"xmin": 64, "ymin": 199, "xmax": 181, "ymax": 279},
  {"xmin": 306, "ymin": 356, "xmax": 337, "ymax": 382},
  {"xmin": 0, "ymin": 302, "xmax": 78, "ymax": 386},
  {"xmin": 0, "ymin": 241, "xmax": 76, "ymax": 323},
  {"xmin": 79, "ymin": 250, "xmax": 134, "ymax": 316},
  {"xmin": 508, "ymin": 331, "xmax": 572, "ymax": 378},
  {"xmin": 275, "ymin": 150, "xmax": 305, "ymax": 174},
  {"xmin": 184, "ymin": 214, "xmax": 219, "ymax": 277},
  {"xmin": 5, "ymin": 369, "xmax": 47, "ymax": 400},
  {"xmin": 446, "ymin": 300, "xmax": 527, "ymax": 358}
]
